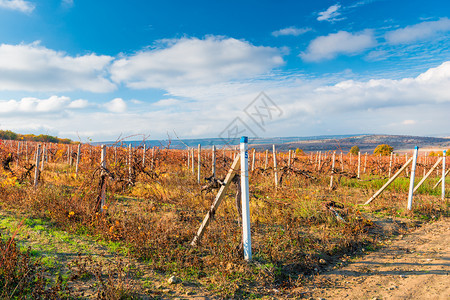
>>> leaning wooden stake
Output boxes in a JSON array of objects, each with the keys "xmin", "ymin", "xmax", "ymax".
[
  {"xmin": 191, "ymin": 155, "xmax": 241, "ymax": 246},
  {"xmin": 365, "ymin": 156, "xmax": 414, "ymax": 205},
  {"xmin": 414, "ymin": 157, "xmax": 442, "ymax": 193},
  {"xmin": 433, "ymin": 169, "xmax": 450, "ymax": 189}
]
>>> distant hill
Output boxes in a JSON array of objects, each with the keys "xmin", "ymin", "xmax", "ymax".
[
  {"xmin": 94, "ymin": 134, "xmax": 450, "ymax": 153},
  {"xmin": 93, "ymin": 134, "xmax": 364, "ymax": 149},
  {"xmin": 251, "ymin": 134, "xmax": 450, "ymax": 153}
]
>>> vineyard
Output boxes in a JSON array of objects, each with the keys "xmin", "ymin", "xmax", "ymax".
[{"xmin": 0, "ymin": 140, "xmax": 448, "ymax": 299}]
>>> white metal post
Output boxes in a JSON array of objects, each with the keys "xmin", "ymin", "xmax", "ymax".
[
  {"xmin": 240, "ymin": 136, "xmax": 251, "ymax": 261},
  {"xmin": 407, "ymin": 147, "xmax": 419, "ymax": 210},
  {"xmin": 442, "ymin": 150, "xmax": 446, "ymax": 200}
]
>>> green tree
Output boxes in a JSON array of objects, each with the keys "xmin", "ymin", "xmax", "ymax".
[
  {"xmin": 374, "ymin": 144, "xmax": 394, "ymax": 156},
  {"xmin": 295, "ymin": 148, "xmax": 305, "ymax": 155},
  {"xmin": 349, "ymin": 145, "xmax": 360, "ymax": 155}
]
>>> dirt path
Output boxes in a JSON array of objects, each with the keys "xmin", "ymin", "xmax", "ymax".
[{"xmin": 308, "ymin": 217, "xmax": 449, "ymax": 300}]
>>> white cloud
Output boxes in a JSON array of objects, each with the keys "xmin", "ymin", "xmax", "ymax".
[
  {"xmin": 0, "ymin": 96, "xmax": 77, "ymax": 114},
  {"xmin": 110, "ymin": 36, "xmax": 284, "ymax": 89},
  {"xmin": 317, "ymin": 4, "xmax": 342, "ymax": 22},
  {"xmin": 300, "ymin": 30, "xmax": 376, "ymax": 62},
  {"xmin": 68, "ymin": 99, "xmax": 89, "ymax": 109},
  {"xmin": 153, "ymin": 98, "xmax": 182, "ymax": 106},
  {"xmin": 61, "ymin": 0, "xmax": 74, "ymax": 8},
  {"xmin": 272, "ymin": 27, "xmax": 311, "ymax": 37},
  {"xmin": 385, "ymin": 18, "xmax": 450, "ymax": 45},
  {"xmin": 0, "ymin": 0, "xmax": 34, "ymax": 13},
  {"xmin": 105, "ymin": 98, "xmax": 127, "ymax": 113},
  {"xmin": 402, "ymin": 120, "xmax": 416, "ymax": 125},
  {"xmin": 1, "ymin": 62, "xmax": 449, "ymax": 141},
  {"xmin": 0, "ymin": 42, "xmax": 116, "ymax": 92}
]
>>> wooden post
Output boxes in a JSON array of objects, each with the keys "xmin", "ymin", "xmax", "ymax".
[
  {"xmin": 340, "ymin": 151, "xmax": 344, "ymax": 171},
  {"xmin": 34, "ymin": 145, "xmax": 41, "ymax": 187},
  {"xmin": 407, "ymin": 147, "xmax": 419, "ymax": 210},
  {"xmin": 128, "ymin": 144, "xmax": 133, "ymax": 182},
  {"xmin": 191, "ymin": 148, "xmax": 194, "ymax": 174},
  {"xmin": 142, "ymin": 144, "xmax": 146, "ymax": 167},
  {"xmin": 75, "ymin": 144, "xmax": 81, "ymax": 175},
  {"xmin": 442, "ymin": 150, "xmax": 446, "ymax": 200},
  {"xmin": 262, "ymin": 149, "xmax": 267, "ymax": 170},
  {"xmin": 365, "ymin": 156, "xmax": 414, "ymax": 205},
  {"xmin": 197, "ymin": 144, "xmax": 201, "ymax": 183},
  {"xmin": 40, "ymin": 145, "xmax": 45, "ymax": 172},
  {"xmin": 388, "ymin": 152, "xmax": 393, "ymax": 178},
  {"xmin": 191, "ymin": 155, "xmax": 240, "ymax": 246},
  {"xmin": 414, "ymin": 157, "xmax": 442, "ymax": 193},
  {"xmin": 212, "ymin": 145, "xmax": 216, "ymax": 177},
  {"xmin": 317, "ymin": 151, "xmax": 321, "ymax": 170},
  {"xmin": 357, "ymin": 151, "xmax": 361, "ymax": 179},
  {"xmin": 67, "ymin": 145, "xmax": 70, "ymax": 165},
  {"xmin": 288, "ymin": 150, "xmax": 292, "ymax": 168},
  {"xmin": 151, "ymin": 147, "xmax": 155, "ymax": 170},
  {"xmin": 329, "ymin": 151, "xmax": 335, "ymax": 189},
  {"xmin": 187, "ymin": 148, "xmax": 190, "ymax": 170},
  {"xmin": 251, "ymin": 148, "xmax": 255, "ymax": 171},
  {"xmin": 405, "ymin": 153, "xmax": 409, "ymax": 177},
  {"xmin": 273, "ymin": 145, "xmax": 278, "ymax": 187},
  {"xmin": 363, "ymin": 152, "xmax": 367, "ymax": 174},
  {"xmin": 25, "ymin": 142, "xmax": 28, "ymax": 162},
  {"xmin": 100, "ymin": 145, "xmax": 107, "ymax": 211}
]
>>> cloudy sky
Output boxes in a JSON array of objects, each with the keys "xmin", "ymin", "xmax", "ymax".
[{"xmin": 0, "ymin": 0, "xmax": 449, "ymax": 142}]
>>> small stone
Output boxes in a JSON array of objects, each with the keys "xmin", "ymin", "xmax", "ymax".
[
  {"xmin": 400, "ymin": 275, "xmax": 408, "ymax": 278},
  {"xmin": 168, "ymin": 276, "xmax": 181, "ymax": 284},
  {"xmin": 319, "ymin": 259, "xmax": 327, "ymax": 265}
]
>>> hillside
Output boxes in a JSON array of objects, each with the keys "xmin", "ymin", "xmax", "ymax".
[{"xmin": 251, "ymin": 134, "xmax": 450, "ymax": 153}]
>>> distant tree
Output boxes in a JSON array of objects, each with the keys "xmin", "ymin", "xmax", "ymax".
[
  {"xmin": 295, "ymin": 148, "xmax": 305, "ymax": 155},
  {"xmin": 374, "ymin": 144, "xmax": 394, "ymax": 156},
  {"xmin": 0, "ymin": 130, "xmax": 18, "ymax": 140},
  {"xmin": 349, "ymin": 146, "xmax": 360, "ymax": 155}
]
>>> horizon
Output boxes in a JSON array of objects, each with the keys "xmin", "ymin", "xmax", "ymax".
[{"xmin": 0, "ymin": 0, "xmax": 449, "ymax": 141}]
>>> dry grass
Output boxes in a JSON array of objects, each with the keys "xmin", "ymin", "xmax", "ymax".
[{"xmin": 0, "ymin": 142, "xmax": 448, "ymax": 298}]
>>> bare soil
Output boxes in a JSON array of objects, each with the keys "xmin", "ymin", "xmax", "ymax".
[{"xmin": 305, "ymin": 217, "xmax": 449, "ymax": 300}]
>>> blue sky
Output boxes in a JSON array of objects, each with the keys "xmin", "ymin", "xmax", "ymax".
[{"xmin": 0, "ymin": 0, "xmax": 449, "ymax": 142}]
